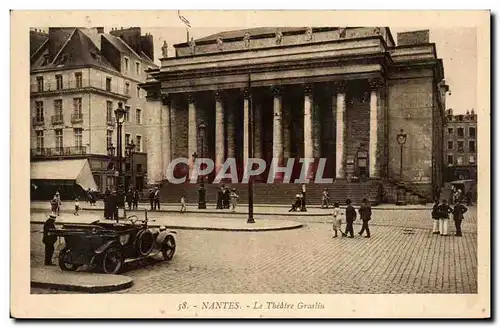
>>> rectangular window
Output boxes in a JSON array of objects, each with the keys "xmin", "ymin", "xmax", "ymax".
[
  {"xmin": 106, "ymin": 77, "xmax": 112, "ymax": 91},
  {"xmin": 55, "ymin": 75, "xmax": 63, "ymax": 90},
  {"xmin": 36, "ymin": 130, "xmax": 44, "ymax": 151},
  {"xmin": 55, "ymin": 129, "xmax": 63, "ymax": 153},
  {"xmin": 75, "ymin": 72, "xmax": 83, "ymax": 88},
  {"xmin": 125, "ymin": 82, "xmax": 130, "ymax": 95},
  {"xmin": 135, "ymin": 62, "xmax": 140, "ymax": 75},
  {"xmin": 125, "ymin": 106, "xmax": 130, "ymax": 122},
  {"xmin": 106, "ymin": 130, "xmax": 113, "ymax": 148},
  {"xmin": 469, "ymin": 155, "xmax": 475, "ymax": 164},
  {"xmin": 469, "ymin": 140, "xmax": 476, "ymax": 152},
  {"xmin": 54, "ymin": 99, "xmax": 63, "ymax": 116},
  {"xmin": 125, "ymin": 133, "xmax": 131, "ymax": 146},
  {"xmin": 469, "ymin": 127, "xmax": 476, "ymax": 138},
  {"xmin": 73, "ymin": 98, "xmax": 82, "ymax": 116},
  {"xmin": 136, "ymin": 135, "xmax": 142, "ymax": 152},
  {"xmin": 124, "ymin": 57, "xmax": 129, "ymax": 71},
  {"xmin": 447, "ymin": 141, "xmax": 453, "ymax": 150},
  {"xmin": 136, "ymin": 86, "xmax": 141, "ymax": 98},
  {"xmin": 447, "ymin": 127, "xmax": 453, "ymax": 135},
  {"xmin": 74, "ymin": 128, "xmax": 83, "ymax": 149},
  {"xmin": 457, "ymin": 127, "xmax": 464, "ymax": 137},
  {"xmin": 136, "ymin": 108, "xmax": 141, "ymax": 125},
  {"xmin": 447, "ymin": 155, "xmax": 453, "ymax": 165},
  {"xmin": 36, "ymin": 76, "xmax": 44, "ymax": 92},
  {"xmin": 35, "ymin": 101, "xmax": 44, "ymax": 121},
  {"xmin": 456, "ymin": 156, "xmax": 463, "ymax": 165},
  {"xmin": 106, "ymin": 101, "xmax": 113, "ymax": 122},
  {"xmin": 457, "ymin": 141, "xmax": 464, "ymax": 152}
]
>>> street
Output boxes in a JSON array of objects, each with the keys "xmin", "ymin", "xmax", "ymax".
[{"xmin": 31, "ymin": 208, "xmax": 477, "ymax": 294}]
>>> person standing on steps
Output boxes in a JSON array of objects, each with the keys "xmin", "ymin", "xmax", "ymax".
[
  {"xmin": 343, "ymin": 198, "xmax": 356, "ymax": 238},
  {"xmin": 321, "ymin": 188, "xmax": 330, "ymax": 209},
  {"xmin": 216, "ymin": 186, "xmax": 223, "ymax": 210},
  {"xmin": 358, "ymin": 198, "xmax": 372, "ymax": 238},
  {"xmin": 132, "ymin": 188, "xmax": 139, "ymax": 210},
  {"xmin": 230, "ymin": 188, "xmax": 239, "ymax": 212},
  {"xmin": 300, "ymin": 184, "xmax": 307, "ymax": 211},
  {"xmin": 42, "ymin": 213, "xmax": 57, "ymax": 265},
  {"xmin": 453, "ymin": 200, "xmax": 468, "ymax": 237},
  {"xmin": 431, "ymin": 199, "xmax": 440, "ymax": 234}
]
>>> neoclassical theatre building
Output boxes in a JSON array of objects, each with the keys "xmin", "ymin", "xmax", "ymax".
[{"xmin": 141, "ymin": 27, "xmax": 448, "ymax": 204}]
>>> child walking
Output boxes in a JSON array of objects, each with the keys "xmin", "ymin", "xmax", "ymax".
[
  {"xmin": 180, "ymin": 196, "xmax": 187, "ymax": 213},
  {"xmin": 230, "ymin": 189, "xmax": 239, "ymax": 212},
  {"xmin": 73, "ymin": 197, "xmax": 80, "ymax": 216},
  {"xmin": 331, "ymin": 202, "xmax": 343, "ymax": 238}
]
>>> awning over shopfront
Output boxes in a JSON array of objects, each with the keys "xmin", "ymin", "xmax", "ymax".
[{"xmin": 30, "ymin": 159, "xmax": 98, "ymax": 191}]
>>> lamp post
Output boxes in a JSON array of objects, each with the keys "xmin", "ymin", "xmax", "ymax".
[
  {"xmin": 197, "ymin": 122, "xmax": 207, "ymax": 209},
  {"xmin": 396, "ymin": 129, "xmax": 407, "ymax": 181},
  {"xmin": 396, "ymin": 129, "xmax": 407, "ymax": 206},
  {"xmin": 114, "ymin": 102, "xmax": 128, "ymax": 222},
  {"xmin": 247, "ymin": 73, "xmax": 255, "ymax": 224},
  {"xmin": 126, "ymin": 141, "xmax": 136, "ymax": 190}
]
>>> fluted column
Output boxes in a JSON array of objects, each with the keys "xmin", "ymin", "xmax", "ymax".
[
  {"xmin": 161, "ymin": 94, "xmax": 172, "ymax": 179},
  {"xmin": 283, "ymin": 97, "xmax": 291, "ymax": 159},
  {"xmin": 214, "ymin": 91, "xmax": 225, "ymax": 172},
  {"xmin": 243, "ymin": 88, "xmax": 250, "ymax": 169},
  {"xmin": 369, "ymin": 79, "xmax": 383, "ymax": 178},
  {"xmin": 272, "ymin": 86, "xmax": 284, "ymax": 160},
  {"xmin": 254, "ymin": 97, "xmax": 263, "ymax": 159},
  {"xmin": 303, "ymin": 84, "xmax": 314, "ymax": 160},
  {"xmin": 335, "ymin": 82, "xmax": 346, "ymax": 179},
  {"xmin": 187, "ymin": 94, "xmax": 197, "ymax": 168},
  {"xmin": 226, "ymin": 99, "xmax": 236, "ymax": 159}
]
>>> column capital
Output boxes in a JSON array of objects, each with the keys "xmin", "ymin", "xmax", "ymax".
[
  {"xmin": 187, "ymin": 93, "xmax": 196, "ymax": 104},
  {"xmin": 160, "ymin": 93, "xmax": 171, "ymax": 106},
  {"xmin": 242, "ymin": 88, "xmax": 252, "ymax": 99},
  {"xmin": 369, "ymin": 78, "xmax": 384, "ymax": 91},
  {"xmin": 303, "ymin": 83, "xmax": 314, "ymax": 96},
  {"xmin": 214, "ymin": 90, "xmax": 224, "ymax": 101},
  {"xmin": 271, "ymin": 85, "xmax": 283, "ymax": 96},
  {"xmin": 334, "ymin": 81, "xmax": 346, "ymax": 93}
]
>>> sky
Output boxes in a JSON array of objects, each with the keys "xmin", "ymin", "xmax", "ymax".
[{"xmin": 140, "ymin": 25, "xmax": 477, "ymax": 115}]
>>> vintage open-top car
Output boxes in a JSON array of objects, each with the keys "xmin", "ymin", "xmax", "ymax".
[{"xmin": 49, "ymin": 212, "xmax": 176, "ymax": 274}]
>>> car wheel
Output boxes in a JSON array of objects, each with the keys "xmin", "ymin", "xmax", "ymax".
[
  {"xmin": 136, "ymin": 230, "xmax": 155, "ymax": 256},
  {"xmin": 58, "ymin": 248, "xmax": 78, "ymax": 271},
  {"xmin": 161, "ymin": 235, "xmax": 176, "ymax": 261},
  {"xmin": 102, "ymin": 247, "xmax": 124, "ymax": 274}
]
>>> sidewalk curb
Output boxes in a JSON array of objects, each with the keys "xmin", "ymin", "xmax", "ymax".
[
  {"xmin": 30, "ymin": 275, "xmax": 133, "ymax": 293},
  {"xmin": 29, "ymin": 220, "xmax": 303, "ymax": 232}
]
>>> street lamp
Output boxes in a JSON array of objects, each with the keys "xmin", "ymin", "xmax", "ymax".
[
  {"xmin": 114, "ymin": 101, "xmax": 128, "ymax": 222},
  {"xmin": 197, "ymin": 122, "xmax": 207, "ymax": 209},
  {"xmin": 126, "ymin": 141, "xmax": 136, "ymax": 190},
  {"xmin": 246, "ymin": 73, "xmax": 255, "ymax": 224},
  {"xmin": 396, "ymin": 129, "xmax": 407, "ymax": 206}
]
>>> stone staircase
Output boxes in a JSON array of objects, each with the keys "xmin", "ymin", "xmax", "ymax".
[{"xmin": 153, "ymin": 179, "xmax": 383, "ymax": 206}]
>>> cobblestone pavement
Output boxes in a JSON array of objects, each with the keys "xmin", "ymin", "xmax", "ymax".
[{"xmin": 31, "ymin": 208, "xmax": 477, "ymax": 294}]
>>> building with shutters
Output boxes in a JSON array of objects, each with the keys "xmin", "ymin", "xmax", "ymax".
[{"xmin": 29, "ymin": 27, "xmax": 157, "ymax": 198}]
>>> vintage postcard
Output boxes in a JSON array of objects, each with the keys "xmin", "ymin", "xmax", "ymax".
[{"xmin": 11, "ymin": 10, "xmax": 490, "ymax": 318}]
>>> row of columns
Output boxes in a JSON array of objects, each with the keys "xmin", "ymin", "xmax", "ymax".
[{"xmin": 147, "ymin": 79, "xmax": 384, "ymax": 185}]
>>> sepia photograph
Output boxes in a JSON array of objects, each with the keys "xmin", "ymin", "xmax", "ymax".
[{"xmin": 11, "ymin": 9, "xmax": 490, "ymax": 318}]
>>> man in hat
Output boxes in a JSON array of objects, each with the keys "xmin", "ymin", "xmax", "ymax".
[
  {"xmin": 42, "ymin": 214, "xmax": 57, "ymax": 265},
  {"xmin": 153, "ymin": 187, "xmax": 161, "ymax": 210}
]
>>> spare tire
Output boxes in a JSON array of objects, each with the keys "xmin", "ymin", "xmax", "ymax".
[{"xmin": 135, "ymin": 229, "xmax": 155, "ymax": 256}]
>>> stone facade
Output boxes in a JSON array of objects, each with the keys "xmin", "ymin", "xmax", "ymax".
[{"xmin": 141, "ymin": 27, "xmax": 447, "ymax": 201}]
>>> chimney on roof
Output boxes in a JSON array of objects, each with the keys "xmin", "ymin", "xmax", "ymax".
[{"xmin": 97, "ymin": 27, "xmax": 104, "ymax": 34}]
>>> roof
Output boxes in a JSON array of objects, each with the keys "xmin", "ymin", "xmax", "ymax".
[
  {"xmin": 102, "ymin": 33, "xmax": 143, "ymax": 61},
  {"xmin": 194, "ymin": 27, "xmax": 307, "ymax": 43},
  {"xmin": 31, "ymin": 159, "xmax": 98, "ymax": 191},
  {"xmin": 30, "ymin": 31, "xmax": 49, "ymax": 57},
  {"xmin": 31, "ymin": 28, "xmax": 117, "ymax": 72}
]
